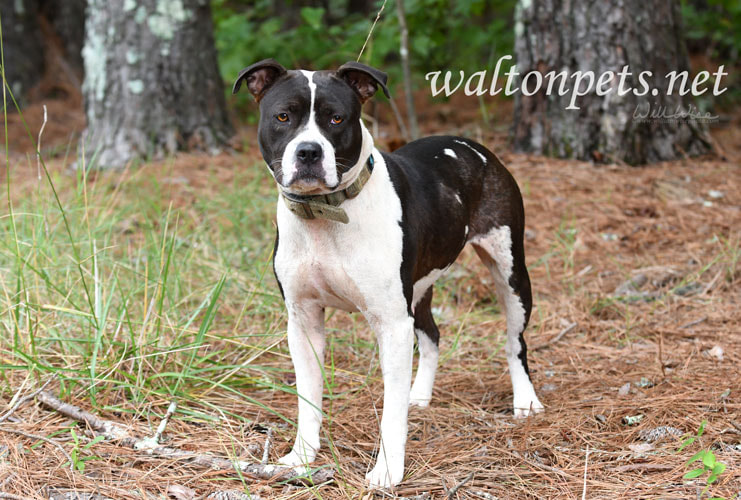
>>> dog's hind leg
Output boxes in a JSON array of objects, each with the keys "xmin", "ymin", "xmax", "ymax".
[
  {"xmin": 409, "ymin": 288, "xmax": 440, "ymax": 408},
  {"xmin": 471, "ymin": 225, "xmax": 543, "ymax": 418}
]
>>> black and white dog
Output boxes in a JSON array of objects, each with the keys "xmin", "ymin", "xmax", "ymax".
[{"xmin": 233, "ymin": 60, "xmax": 543, "ymax": 488}]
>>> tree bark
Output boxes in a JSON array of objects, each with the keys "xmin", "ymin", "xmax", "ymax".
[
  {"xmin": 512, "ymin": 0, "xmax": 710, "ymax": 164},
  {"xmin": 0, "ymin": 0, "xmax": 44, "ymax": 105},
  {"xmin": 82, "ymin": 0, "xmax": 233, "ymax": 169}
]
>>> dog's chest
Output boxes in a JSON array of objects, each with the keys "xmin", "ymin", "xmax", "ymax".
[
  {"xmin": 274, "ymin": 155, "xmax": 406, "ymax": 314},
  {"xmin": 279, "ymin": 228, "xmax": 367, "ymax": 311}
]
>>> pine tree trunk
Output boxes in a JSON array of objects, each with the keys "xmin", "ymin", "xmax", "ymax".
[
  {"xmin": 512, "ymin": 0, "xmax": 710, "ymax": 164},
  {"xmin": 0, "ymin": 0, "xmax": 44, "ymax": 105},
  {"xmin": 82, "ymin": 0, "xmax": 233, "ymax": 169}
]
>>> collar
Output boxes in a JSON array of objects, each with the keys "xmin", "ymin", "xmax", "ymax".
[{"xmin": 281, "ymin": 154, "xmax": 374, "ymax": 223}]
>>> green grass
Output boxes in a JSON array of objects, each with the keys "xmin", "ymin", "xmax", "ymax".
[{"xmin": 0, "ymin": 119, "xmax": 296, "ymax": 422}]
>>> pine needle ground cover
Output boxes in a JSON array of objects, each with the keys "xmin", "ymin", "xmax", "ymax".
[{"xmin": 0, "ymin": 129, "xmax": 739, "ymax": 498}]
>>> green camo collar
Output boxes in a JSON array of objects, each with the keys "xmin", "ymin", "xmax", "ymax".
[{"xmin": 281, "ymin": 155, "xmax": 374, "ymax": 224}]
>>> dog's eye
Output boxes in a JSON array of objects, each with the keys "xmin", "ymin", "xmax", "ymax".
[
  {"xmin": 331, "ymin": 115, "xmax": 343, "ymax": 125},
  {"xmin": 276, "ymin": 113, "xmax": 289, "ymax": 122}
]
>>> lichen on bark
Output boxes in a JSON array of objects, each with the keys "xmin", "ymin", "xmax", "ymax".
[
  {"xmin": 81, "ymin": 0, "xmax": 233, "ymax": 169},
  {"xmin": 512, "ymin": 0, "xmax": 710, "ymax": 164}
]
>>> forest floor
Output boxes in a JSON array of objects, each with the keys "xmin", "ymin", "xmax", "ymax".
[{"xmin": 0, "ymin": 94, "xmax": 739, "ymax": 499}]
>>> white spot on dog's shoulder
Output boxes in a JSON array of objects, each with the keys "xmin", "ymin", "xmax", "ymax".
[
  {"xmin": 454, "ymin": 193, "xmax": 462, "ymax": 204},
  {"xmin": 443, "ymin": 148, "xmax": 457, "ymax": 159},
  {"xmin": 453, "ymin": 139, "xmax": 487, "ymax": 164}
]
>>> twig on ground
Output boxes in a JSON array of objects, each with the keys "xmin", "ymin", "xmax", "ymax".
[
  {"xmin": 37, "ymin": 391, "xmax": 334, "ymax": 486},
  {"xmin": 581, "ymin": 446, "xmax": 589, "ymax": 500},
  {"xmin": 533, "ymin": 321, "xmax": 577, "ymax": 351},
  {"xmin": 261, "ymin": 427, "xmax": 273, "ymax": 465},
  {"xmin": 135, "ymin": 400, "xmax": 177, "ymax": 451},
  {"xmin": 610, "ymin": 463, "xmax": 674, "ymax": 472},
  {"xmin": 37, "ymin": 391, "xmax": 129, "ymax": 440},
  {"xmin": 447, "ymin": 470, "xmax": 474, "ymax": 498},
  {"xmin": 470, "ymin": 491, "xmax": 499, "ymax": 500},
  {"xmin": 681, "ymin": 317, "xmax": 707, "ymax": 329},
  {"xmin": 0, "ymin": 426, "xmax": 73, "ymax": 470},
  {"xmin": 47, "ymin": 490, "xmax": 116, "ymax": 500},
  {"xmin": 510, "ymin": 449, "xmax": 574, "ymax": 479},
  {"xmin": 206, "ymin": 490, "xmax": 260, "ymax": 500},
  {"xmin": 0, "ymin": 376, "xmax": 57, "ymax": 424}
]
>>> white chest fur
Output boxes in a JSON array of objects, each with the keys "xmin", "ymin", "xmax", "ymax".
[{"xmin": 274, "ymin": 150, "xmax": 407, "ymax": 318}]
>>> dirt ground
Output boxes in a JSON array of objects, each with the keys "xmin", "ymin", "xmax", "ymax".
[{"xmin": 1, "ymin": 92, "xmax": 740, "ymax": 499}]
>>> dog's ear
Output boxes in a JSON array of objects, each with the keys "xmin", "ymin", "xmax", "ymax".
[
  {"xmin": 337, "ymin": 61, "xmax": 390, "ymax": 103},
  {"xmin": 233, "ymin": 59, "xmax": 287, "ymax": 101}
]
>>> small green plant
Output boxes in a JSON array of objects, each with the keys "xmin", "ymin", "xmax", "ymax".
[
  {"xmin": 67, "ymin": 428, "xmax": 105, "ymax": 473},
  {"xmin": 677, "ymin": 420, "xmax": 727, "ymax": 499}
]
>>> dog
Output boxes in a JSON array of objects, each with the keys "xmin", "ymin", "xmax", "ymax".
[{"xmin": 232, "ymin": 59, "xmax": 544, "ymax": 488}]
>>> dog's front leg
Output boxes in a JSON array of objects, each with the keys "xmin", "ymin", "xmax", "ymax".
[
  {"xmin": 278, "ymin": 303, "xmax": 326, "ymax": 467},
  {"xmin": 366, "ymin": 315, "xmax": 415, "ymax": 488}
]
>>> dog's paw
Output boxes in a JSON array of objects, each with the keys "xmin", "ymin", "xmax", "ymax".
[
  {"xmin": 513, "ymin": 395, "xmax": 544, "ymax": 418},
  {"xmin": 278, "ymin": 449, "xmax": 315, "ymax": 467},
  {"xmin": 366, "ymin": 460, "xmax": 403, "ymax": 489}
]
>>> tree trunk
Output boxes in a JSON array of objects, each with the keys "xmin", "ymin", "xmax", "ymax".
[
  {"xmin": 0, "ymin": 0, "xmax": 44, "ymax": 105},
  {"xmin": 512, "ymin": 0, "xmax": 710, "ymax": 164},
  {"xmin": 82, "ymin": 0, "xmax": 233, "ymax": 169}
]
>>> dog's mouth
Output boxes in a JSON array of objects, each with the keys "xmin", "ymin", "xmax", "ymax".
[{"xmin": 281, "ymin": 172, "xmax": 340, "ymax": 195}]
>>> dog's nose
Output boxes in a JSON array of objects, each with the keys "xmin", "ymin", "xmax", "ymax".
[{"xmin": 296, "ymin": 142, "xmax": 323, "ymax": 164}]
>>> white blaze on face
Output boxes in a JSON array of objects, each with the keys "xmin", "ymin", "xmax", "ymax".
[{"xmin": 280, "ymin": 70, "xmax": 338, "ymax": 190}]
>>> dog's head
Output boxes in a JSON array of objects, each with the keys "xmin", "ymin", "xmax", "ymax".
[{"xmin": 233, "ymin": 60, "xmax": 389, "ymax": 195}]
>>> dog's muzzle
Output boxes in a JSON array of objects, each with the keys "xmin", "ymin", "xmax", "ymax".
[{"xmin": 281, "ymin": 155, "xmax": 374, "ymax": 224}]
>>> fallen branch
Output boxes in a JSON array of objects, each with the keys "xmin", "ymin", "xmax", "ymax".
[
  {"xmin": 135, "ymin": 400, "xmax": 177, "ymax": 451},
  {"xmin": 581, "ymin": 446, "xmax": 589, "ymax": 500},
  {"xmin": 610, "ymin": 463, "xmax": 674, "ymax": 473},
  {"xmin": 37, "ymin": 392, "xmax": 334, "ymax": 486},
  {"xmin": 680, "ymin": 316, "xmax": 707, "ymax": 329},
  {"xmin": 447, "ymin": 470, "xmax": 474, "ymax": 498},
  {"xmin": 470, "ymin": 491, "xmax": 499, "ymax": 500},
  {"xmin": 261, "ymin": 427, "xmax": 273, "ymax": 464}
]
